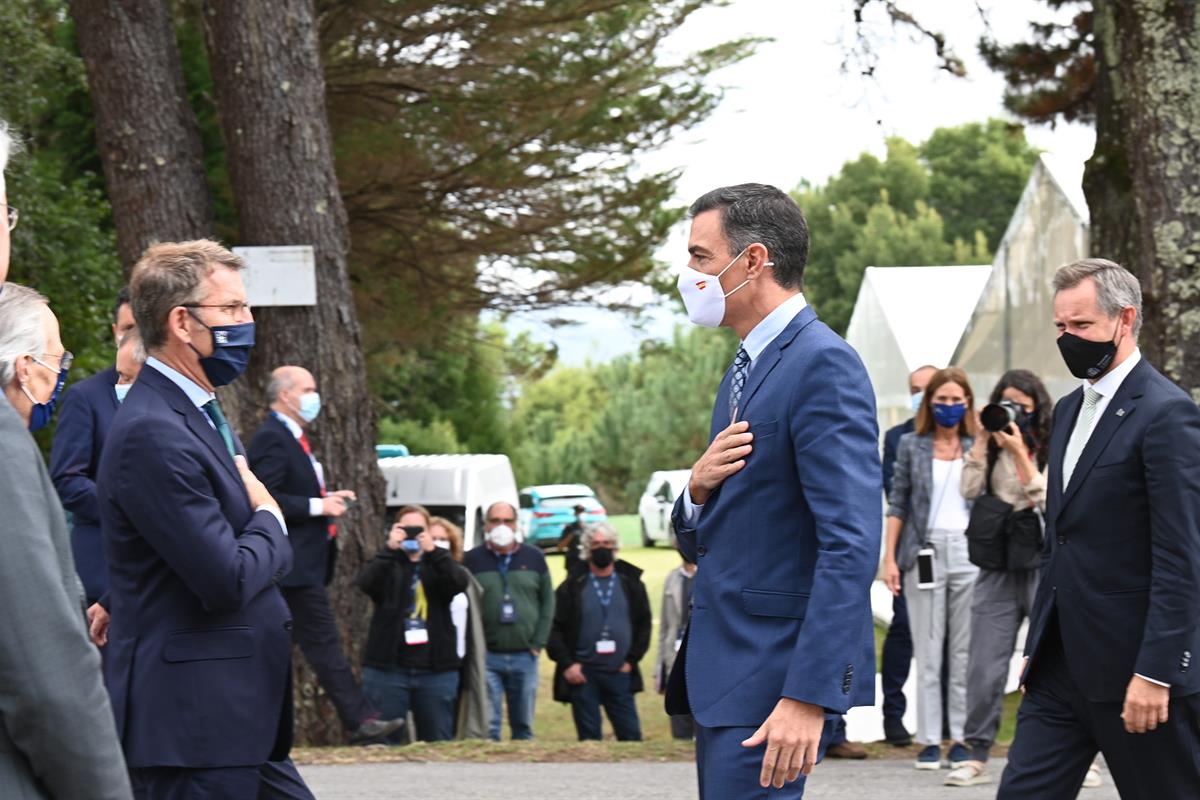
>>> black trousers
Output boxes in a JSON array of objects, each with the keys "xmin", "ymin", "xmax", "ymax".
[
  {"xmin": 132, "ymin": 758, "xmax": 313, "ymax": 800},
  {"xmin": 281, "ymin": 584, "xmax": 373, "ymax": 730},
  {"xmin": 999, "ymin": 616, "xmax": 1200, "ymax": 799}
]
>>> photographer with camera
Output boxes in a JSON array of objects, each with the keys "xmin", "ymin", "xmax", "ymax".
[
  {"xmin": 943, "ymin": 369, "xmax": 1055, "ymax": 787},
  {"xmin": 357, "ymin": 504, "xmax": 471, "ymax": 742}
]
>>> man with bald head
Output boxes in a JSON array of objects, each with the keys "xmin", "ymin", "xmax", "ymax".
[{"xmin": 248, "ymin": 365, "xmax": 403, "ymax": 743}]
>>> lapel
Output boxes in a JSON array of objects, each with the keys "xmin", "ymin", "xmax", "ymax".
[
  {"xmin": 99, "ymin": 366, "xmax": 120, "ymax": 413},
  {"xmin": 915, "ymin": 434, "xmax": 934, "ymax": 502},
  {"xmin": 1057, "ymin": 358, "xmax": 1149, "ymax": 516},
  {"xmin": 141, "ymin": 366, "xmax": 242, "ymax": 487},
  {"xmin": 734, "ymin": 305, "xmax": 819, "ymax": 422},
  {"xmin": 1048, "ymin": 388, "xmax": 1081, "ymax": 506},
  {"xmin": 710, "ymin": 364, "xmax": 734, "ymax": 439},
  {"xmin": 269, "ymin": 413, "xmax": 321, "ymax": 489}
]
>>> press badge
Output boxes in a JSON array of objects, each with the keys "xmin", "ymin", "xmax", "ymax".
[
  {"xmin": 596, "ymin": 638, "xmax": 617, "ymax": 655},
  {"xmin": 499, "ymin": 597, "xmax": 517, "ymax": 625},
  {"xmin": 405, "ymin": 619, "xmax": 429, "ymax": 645}
]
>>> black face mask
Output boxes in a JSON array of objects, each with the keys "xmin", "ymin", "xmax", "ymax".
[
  {"xmin": 1057, "ymin": 325, "xmax": 1120, "ymax": 380},
  {"xmin": 590, "ymin": 547, "xmax": 615, "ymax": 569}
]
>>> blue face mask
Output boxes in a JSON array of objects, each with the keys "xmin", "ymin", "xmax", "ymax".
[
  {"xmin": 931, "ymin": 402, "xmax": 967, "ymax": 429},
  {"xmin": 187, "ymin": 310, "xmax": 255, "ymax": 387},
  {"xmin": 22, "ymin": 358, "xmax": 69, "ymax": 432},
  {"xmin": 297, "ymin": 392, "xmax": 321, "ymax": 423},
  {"xmin": 114, "ymin": 383, "xmax": 132, "ymax": 403}
]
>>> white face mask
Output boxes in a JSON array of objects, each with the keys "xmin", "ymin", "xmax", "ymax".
[
  {"xmin": 433, "ymin": 540, "xmax": 452, "ymax": 551},
  {"xmin": 487, "ymin": 524, "xmax": 516, "ymax": 549},
  {"xmin": 115, "ymin": 383, "xmax": 133, "ymax": 404},
  {"xmin": 910, "ymin": 391, "xmax": 924, "ymax": 414},
  {"xmin": 676, "ymin": 247, "xmax": 771, "ymax": 328}
]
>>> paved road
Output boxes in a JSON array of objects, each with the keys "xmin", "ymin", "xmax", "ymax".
[{"xmin": 298, "ymin": 759, "xmax": 1120, "ymax": 799}]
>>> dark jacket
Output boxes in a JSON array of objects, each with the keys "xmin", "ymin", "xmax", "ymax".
[
  {"xmin": 547, "ymin": 560, "xmax": 652, "ymax": 703},
  {"xmin": 1024, "ymin": 357, "xmax": 1200, "ymax": 701},
  {"xmin": 247, "ymin": 413, "xmax": 335, "ymax": 587},
  {"xmin": 882, "ymin": 417, "xmax": 915, "ymax": 498},
  {"xmin": 50, "ymin": 365, "xmax": 120, "ymax": 601},
  {"xmin": 357, "ymin": 545, "xmax": 470, "ymax": 672},
  {"xmin": 98, "ymin": 365, "xmax": 294, "ymax": 768}
]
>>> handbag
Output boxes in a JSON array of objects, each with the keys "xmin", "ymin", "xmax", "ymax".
[
  {"xmin": 1005, "ymin": 508, "xmax": 1044, "ymax": 571},
  {"xmin": 964, "ymin": 452, "xmax": 1012, "ymax": 571}
]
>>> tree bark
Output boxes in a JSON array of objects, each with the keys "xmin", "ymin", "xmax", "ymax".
[
  {"xmin": 68, "ymin": 0, "xmax": 214, "ymax": 274},
  {"xmin": 201, "ymin": 0, "xmax": 384, "ymax": 745},
  {"xmin": 1090, "ymin": 0, "xmax": 1200, "ymax": 400}
]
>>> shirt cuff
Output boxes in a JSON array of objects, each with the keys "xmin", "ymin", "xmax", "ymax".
[
  {"xmin": 1135, "ymin": 672, "xmax": 1171, "ymax": 688},
  {"xmin": 309, "ymin": 497, "xmax": 324, "ymax": 516},
  {"xmin": 681, "ymin": 488, "xmax": 703, "ymax": 526},
  {"xmin": 257, "ymin": 505, "xmax": 289, "ymax": 536}
]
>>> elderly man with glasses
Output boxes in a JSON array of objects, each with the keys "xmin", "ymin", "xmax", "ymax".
[
  {"xmin": 0, "ymin": 118, "xmax": 133, "ymax": 798},
  {"xmin": 464, "ymin": 501, "xmax": 555, "ymax": 740}
]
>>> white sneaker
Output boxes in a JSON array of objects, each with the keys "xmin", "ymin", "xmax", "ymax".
[
  {"xmin": 1082, "ymin": 763, "xmax": 1103, "ymax": 788},
  {"xmin": 945, "ymin": 760, "xmax": 991, "ymax": 786}
]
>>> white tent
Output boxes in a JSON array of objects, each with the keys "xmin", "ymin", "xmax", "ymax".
[
  {"xmin": 845, "ymin": 264, "xmax": 992, "ymax": 433},
  {"xmin": 953, "ymin": 153, "xmax": 1090, "ymax": 401}
]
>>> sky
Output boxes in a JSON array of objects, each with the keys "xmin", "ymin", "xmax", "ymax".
[{"xmin": 499, "ymin": 0, "xmax": 1095, "ymax": 366}]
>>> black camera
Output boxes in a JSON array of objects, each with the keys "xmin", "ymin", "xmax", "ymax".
[{"xmin": 980, "ymin": 400, "xmax": 1025, "ymax": 433}]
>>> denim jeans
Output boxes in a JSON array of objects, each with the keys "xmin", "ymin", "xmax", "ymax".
[
  {"xmin": 361, "ymin": 666, "xmax": 460, "ymax": 742},
  {"xmin": 569, "ymin": 666, "xmax": 642, "ymax": 741},
  {"xmin": 485, "ymin": 650, "xmax": 539, "ymax": 741}
]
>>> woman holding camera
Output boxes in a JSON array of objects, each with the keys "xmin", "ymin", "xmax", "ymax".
[
  {"xmin": 357, "ymin": 504, "xmax": 471, "ymax": 742},
  {"xmin": 884, "ymin": 366, "xmax": 979, "ymax": 770},
  {"xmin": 945, "ymin": 370, "xmax": 1086, "ymax": 787}
]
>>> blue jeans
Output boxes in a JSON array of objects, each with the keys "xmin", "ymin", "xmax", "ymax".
[
  {"xmin": 569, "ymin": 666, "xmax": 642, "ymax": 741},
  {"xmin": 361, "ymin": 666, "xmax": 460, "ymax": 742},
  {"xmin": 485, "ymin": 650, "xmax": 539, "ymax": 740}
]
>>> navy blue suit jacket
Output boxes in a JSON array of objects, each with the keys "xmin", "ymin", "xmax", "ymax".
[
  {"xmin": 668, "ymin": 305, "xmax": 882, "ymax": 725},
  {"xmin": 1024, "ymin": 356, "xmax": 1200, "ymax": 702},
  {"xmin": 50, "ymin": 366, "xmax": 119, "ymax": 601},
  {"xmin": 248, "ymin": 414, "xmax": 333, "ymax": 587},
  {"xmin": 97, "ymin": 365, "xmax": 295, "ymax": 768}
]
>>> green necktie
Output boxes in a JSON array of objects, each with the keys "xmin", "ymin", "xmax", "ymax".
[
  {"xmin": 1062, "ymin": 386, "xmax": 1102, "ymax": 488},
  {"xmin": 202, "ymin": 399, "xmax": 237, "ymax": 458}
]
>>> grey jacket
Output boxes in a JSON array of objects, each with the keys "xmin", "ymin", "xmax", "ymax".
[
  {"xmin": 0, "ymin": 396, "xmax": 132, "ymax": 798},
  {"xmin": 886, "ymin": 431, "xmax": 976, "ymax": 571},
  {"xmin": 454, "ymin": 575, "xmax": 490, "ymax": 740},
  {"xmin": 654, "ymin": 565, "xmax": 693, "ymax": 691}
]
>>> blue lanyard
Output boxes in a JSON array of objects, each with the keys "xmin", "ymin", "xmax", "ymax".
[
  {"xmin": 496, "ymin": 552, "xmax": 514, "ymax": 598},
  {"xmin": 589, "ymin": 573, "xmax": 616, "ymax": 634}
]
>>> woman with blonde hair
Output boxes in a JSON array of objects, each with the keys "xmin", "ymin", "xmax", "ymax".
[{"xmin": 883, "ymin": 366, "xmax": 979, "ymax": 770}]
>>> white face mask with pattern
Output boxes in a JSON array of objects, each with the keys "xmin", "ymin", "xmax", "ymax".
[{"xmin": 676, "ymin": 246, "xmax": 772, "ymax": 328}]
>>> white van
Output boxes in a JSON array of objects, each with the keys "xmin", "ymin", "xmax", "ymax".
[
  {"xmin": 637, "ymin": 469, "xmax": 692, "ymax": 546},
  {"xmin": 377, "ymin": 454, "xmax": 520, "ymax": 550}
]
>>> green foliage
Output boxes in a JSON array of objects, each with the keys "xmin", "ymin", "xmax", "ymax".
[
  {"xmin": 509, "ymin": 326, "xmax": 737, "ymax": 511},
  {"xmin": 378, "ymin": 416, "xmax": 466, "ymax": 455},
  {"xmin": 795, "ymin": 120, "xmax": 1036, "ymax": 335}
]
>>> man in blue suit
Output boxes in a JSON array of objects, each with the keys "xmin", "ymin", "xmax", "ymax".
[
  {"xmin": 666, "ymin": 184, "xmax": 881, "ymax": 797},
  {"xmin": 998, "ymin": 259, "xmax": 1200, "ymax": 797},
  {"xmin": 98, "ymin": 240, "xmax": 312, "ymax": 798},
  {"xmin": 50, "ymin": 287, "xmax": 137, "ymax": 603}
]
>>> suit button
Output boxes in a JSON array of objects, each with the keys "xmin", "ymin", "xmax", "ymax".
[
  {"xmin": 1056, "ymin": 536, "xmax": 1066, "ymax": 545},
  {"xmin": 697, "ymin": 545, "xmax": 708, "ymax": 557},
  {"xmin": 284, "ymin": 620, "xmax": 293, "ymax": 631}
]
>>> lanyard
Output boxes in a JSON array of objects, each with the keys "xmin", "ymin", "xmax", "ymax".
[
  {"xmin": 589, "ymin": 573, "xmax": 616, "ymax": 634},
  {"xmin": 496, "ymin": 552, "xmax": 514, "ymax": 598}
]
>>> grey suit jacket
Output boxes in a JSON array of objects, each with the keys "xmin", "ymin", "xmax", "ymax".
[
  {"xmin": 886, "ymin": 431, "xmax": 976, "ymax": 571},
  {"xmin": 0, "ymin": 395, "xmax": 132, "ymax": 799}
]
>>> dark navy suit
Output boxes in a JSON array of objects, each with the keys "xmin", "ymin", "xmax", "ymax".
[
  {"xmin": 50, "ymin": 365, "xmax": 119, "ymax": 602},
  {"xmin": 999, "ymin": 356, "xmax": 1200, "ymax": 797},
  {"xmin": 97, "ymin": 365, "xmax": 306, "ymax": 797},
  {"xmin": 249, "ymin": 413, "xmax": 374, "ymax": 731},
  {"xmin": 667, "ymin": 305, "xmax": 881, "ymax": 797}
]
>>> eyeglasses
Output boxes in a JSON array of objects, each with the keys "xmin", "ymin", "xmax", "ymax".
[
  {"xmin": 184, "ymin": 301, "xmax": 252, "ymax": 317},
  {"xmin": 2, "ymin": 204, "xmax": 18, "ymax": 232},
  {"xmin": 32, "ymin": 350, "xmax": 73, "ymax": 374}
]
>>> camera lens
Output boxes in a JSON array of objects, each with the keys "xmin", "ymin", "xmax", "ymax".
[{"xmin": 980, "ymin": 402, "xmax": 1018, "ymax": 433}]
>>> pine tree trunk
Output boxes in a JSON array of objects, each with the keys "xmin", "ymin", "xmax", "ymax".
[
  {"xmin": 201, "ymin": 0, "xmax": 385, "ymax": 745},
  {"xmin": 1090, "ymin": 0, "xmax": 1200, "ymax": 400},
  {"xmin": 67, "ymin": 0, "xmax": 214, "ymax": 274}
]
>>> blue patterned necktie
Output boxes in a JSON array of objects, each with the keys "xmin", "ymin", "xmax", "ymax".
[{"xmin": 729, "ymin": 346, "xmax": 751, "ymax": 423}]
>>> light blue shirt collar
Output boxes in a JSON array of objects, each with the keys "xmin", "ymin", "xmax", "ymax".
[
  {"xmin": 146, "ymin": 356, "xmax": 215, "ymax": 411},
  {"xmin": 741, "ymin": 292, "xmax": 808, "ymax": 366}
]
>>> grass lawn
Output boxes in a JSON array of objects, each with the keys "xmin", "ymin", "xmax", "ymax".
[{"xmin": 303, "ymin": 513, "xmax": 1022, "ymax": 761}]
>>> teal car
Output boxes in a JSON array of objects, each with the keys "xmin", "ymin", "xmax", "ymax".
[{"xmin": 518, "ymin": 484, "xmax": 608, "ymax": 547}]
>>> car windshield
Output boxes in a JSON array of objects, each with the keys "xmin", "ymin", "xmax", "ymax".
[{"xmin": 538, "ymin": 496, "xmax": 599, "ymax": 510}]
